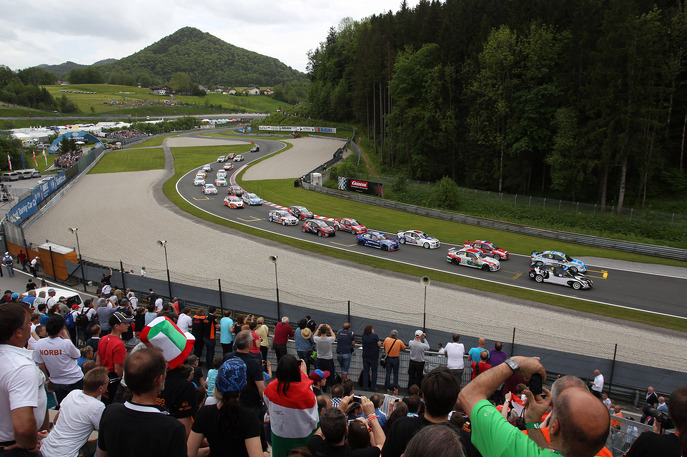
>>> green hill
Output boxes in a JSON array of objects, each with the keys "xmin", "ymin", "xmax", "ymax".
[
  {"xmin": 38, "ymin": 59, "xmax": 117, "ymax": 77},
  {"xmin": 99, "ymin": 27, "xmax": 306, "ymax": 87}
]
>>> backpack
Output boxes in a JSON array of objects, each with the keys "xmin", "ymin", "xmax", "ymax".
[
  {"xmin": 65, "ymin": 311, "xmax": 75, "ymax": 329},
  {"xmin": 76, "ymin": 309, "xmax": 90, "ymax": 327}
]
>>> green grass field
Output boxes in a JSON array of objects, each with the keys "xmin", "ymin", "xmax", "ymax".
[
  {"xmin": 89, "ymin": 148, "xmax": 165, "ymax": 174},
  {"xmin": 41, "ymin": 84, "xmax": 287, "ymax": 115}
]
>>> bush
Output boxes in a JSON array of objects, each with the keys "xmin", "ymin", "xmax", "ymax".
[{"xmin": 429, "ymin": 176, "xmax": 461, "ymax": 210}]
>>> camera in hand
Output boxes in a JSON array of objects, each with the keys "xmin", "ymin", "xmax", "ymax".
[{"xmin": 642, "ymin": 404, "xmax": 673, "ymax": 429}]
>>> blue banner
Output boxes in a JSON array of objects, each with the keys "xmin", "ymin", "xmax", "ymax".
[
  {"xmin": 48, "ymin": 131, "xmax": 104, "ymax": 154},
  {"xmin": 7, "ymin": 197, "xmax": 38, "ymax": 225},
  {"xmin": 32, "ymin": 186, "xmax": 43, "ymax": 204}
]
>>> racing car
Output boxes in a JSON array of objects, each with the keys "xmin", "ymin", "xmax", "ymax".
[
  {"xmin": 223, "ymin": 163, "xmax": 233, "ymax": 170},
  {"xmin": 228, "ymin": 186, "xmax": 244, "ymax": 196},
  {"xmin": 242, "ymin": 193, "xmax": 262, "ymax": 206},
  {"xmin": 529, "ymin": 264, "xmax": 593, "ymax": 290},
  {"xmin": 463, "ymin": 240, "xmax": 509, "ymax": 260},
  {"xmin": 530, "ymin": 251, "xmax": 587, "ymax": 273},
  {"xmin": 215, "ymin": 177, "xmax": 228, "ymax": 187},
  {"xmin": 216, "ymin": 170, "xmax": 227, "ymax": 178},
  {"xmin": 202, "ymin": 184, "xmax": 218, "ymax": 195},
  {"xmin": 446, "ymin": 247, "xmax": 500, "ymax": 271},
  {"xmin": 217, "ymin": 156, "xmax": 226, "ymax": 162},
  {"xmin": 397, "ymin": 230, "xmax": 441, "ymax": 249},
  {"xmin": 202, "ymin": 164, "xmax": 213, "ymax": 172},
  {"xmin": 250, "ymin": 145, "xmax": 260, "ymax": 152},
  {"xmin": 356, "ymin": 231, "xmax": 399, "ymax": 251},
  {"xmin": 193, "ymin": 176, "xmax": 205, "ymax": 186},
  {"xmin": 302, "ymin": 219, "xmax": 336, "ymax": 237},
  {"xmin": 223, "ymin": 196, "xmax": 244, "ymax": 209},
  {"xmin": 289, "ymin": 206, "xmax": 314, "ymax": 220},
  {"xmin": 333, "ymin": 218, "xmax": 367, "ymax": 234},
  {"xmin": 268, "ymin": 210, "xmax": 298, "ymax": 226},
  {"xmin": 234, "ymin": 155, "xmax": 244, "ymax": 162}
]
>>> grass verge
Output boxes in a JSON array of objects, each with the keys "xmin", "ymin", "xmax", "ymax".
[
  {"xmin": 89, "ymin": 148, "xmax": 165, "ymax": 174},
  {"xmin": 156, "ymin": 144, "xmax": 686, "ymax": 332}
]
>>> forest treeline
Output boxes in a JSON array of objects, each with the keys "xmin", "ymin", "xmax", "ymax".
[{"xmin": 304, "ymin": 0, "xmax": 687, "ymax": 212}]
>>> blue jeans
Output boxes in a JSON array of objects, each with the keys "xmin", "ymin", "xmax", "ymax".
[
  {"xmin": 4, "ymin": 263, "xmax": 13, "ymax": 277},
  {"xmin": 336, "ymin": 352, "xmax": 351, "ymax": 375},
  {"xmin": 385, "ymin": 357, "xmax": 399, "ymax": 389},
  {"xmin": 362, "ymin": 358, "xmax": 378, "ymax": 389}
]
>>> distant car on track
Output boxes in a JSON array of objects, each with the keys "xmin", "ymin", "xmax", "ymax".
[
  {"xmin": 217, "ymin": 156, "xmax": 226, "ymax": 162},
  {"xmin": 223, "ymin": 196, "xmax": 244, "ymax": 208},
  {"xmin": 529, "ymin": 264, "xmax": 593, "ymax": 290},
  {"xmin": 250, "ymin": 145, "xmax": 260, "ymax": 152},
  {"xmin": 463, "ymin": 240, "xmax": 509, "ymax": 260},
  {"xmin": 302, "ymin": 219, "xmax": 335, "ymax": 237},
  {"xmin": 202, "ymin": 164, "xmax": 213, "ymax": 172},
  {"xmin": 446, "ymin": 247, "xmax": 500, "ymax": 272},
  {"xmin": 242, "ymin": 193, "xmax": 262, "ymax": 205},
  {"xmin": 196, "ymin": 170, "xmax": 207, "ymax": 178},
  {"xmin": 228, "ymin": 186, "xmax": 244, "ymax": 196},
  {"xmin": 223, "ymin": 163, "xmax": 233, "ymax": 170},
  {"xmin": 397, "ymin": 230, "xmax": 440, "ymax": 249},
  {"xmin": 234, "ymin": 155, "xmax": 244, "ymax": 162},
  {"xmin": 202, "ymin": 184, "xmax": 218, "ymax": 195},
  {"xmin": 226, "ymin": 153, "xmax": 236, "ymax": 160},
  {"xmin": 356, "ymin": 231, "xmax": 399, "ymax": 251},
  {"xmin": 215, "ymin": 177, "xmax": 228, "ymax": 187},
  {"xmin": 530, "ymin": 251, "xmax": 587, "ymax": 273},
  {"xmin": 268, "ymin": 210, "xmax": 298, "ymax": 226},
  {"xmin": 333, "ymin": 218, "xmax": 367, "ymax": 234},
  {"xmin": 193, "ymin": 177, "xmax": 205, "ymax": 186},
  {"xmin": 289, "ymin": 206, "xmax": 314, "ymax": 220}
]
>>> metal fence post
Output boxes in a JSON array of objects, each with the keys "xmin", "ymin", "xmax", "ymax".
[
  {"xmin": 48, "ymin": 246, "xmax": 57, "ymax": 281},
  {"xmin": 608, "ymin": 343, "xmax": 618, "ymax": 397},
  {"xmin": 218, "ymin": 278, "xmax": 224, "ymax": 312},
  {"xmin": 511, "ymin": 327, "xmax": 516, "ymax": 356},
  {"xmin": 120, "ymin": 260, "xmax": 126, "ymax": 291}
]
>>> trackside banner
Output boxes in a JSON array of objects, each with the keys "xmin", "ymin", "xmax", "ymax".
[
  {"xmin": 258, "ymin": 126, "xmax": 337, "ymax": 133},
  {"xmin": 338, "ymin": 177, "xmax": 383, "ymax": 198}
]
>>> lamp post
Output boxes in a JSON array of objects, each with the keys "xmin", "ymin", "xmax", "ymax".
[
  {"xmin": 269, "ymin": 255, "xmax": 281, "ymax": 319},
  {"xmin": 420, "ymin": 276, "xmax": 431, "ymax": 332},
  {"xmin": 157, "ymin": 240, "xmax": 172, "ymax": 298},
  {"xmin": 68, "ymin": 227, "xmax": 87, "ymax": 292}
]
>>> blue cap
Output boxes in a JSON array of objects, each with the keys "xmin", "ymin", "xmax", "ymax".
[{"xmin": 216, "ymin": 358, "xmax": 247, "ymax": 394}]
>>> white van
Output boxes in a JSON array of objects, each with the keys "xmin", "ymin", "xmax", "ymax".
[{"xmin": 34, "ymin": 286, "xmax": 84, "ymax": 310}]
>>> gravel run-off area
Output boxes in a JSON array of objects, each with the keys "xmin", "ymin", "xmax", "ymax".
[{"xmin": 25, "ymin": 135, "xmax": 687, "ymax": 371}]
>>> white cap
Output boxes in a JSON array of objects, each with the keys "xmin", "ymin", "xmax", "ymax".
[{"xmin": 415, "ymin": 330, "xmax": 424, "ymax": 337}]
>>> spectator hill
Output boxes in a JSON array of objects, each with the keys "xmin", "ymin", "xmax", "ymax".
[{"xmin": 97, "ymin": 27, "xmax": 306, "ymax": 87}]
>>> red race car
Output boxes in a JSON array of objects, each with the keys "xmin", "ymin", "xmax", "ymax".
[
  {"xmin": 333, "ymin": 218, "xmax": 367, "ymax": 234},
  {"xmin": 462, "ymin": 240, "xmax": 509, "ymax": 260}
]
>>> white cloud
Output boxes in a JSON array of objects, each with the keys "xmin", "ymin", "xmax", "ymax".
[{"xmin": 1, "ymin": 0, "xmax": 422, "ymax": 73}]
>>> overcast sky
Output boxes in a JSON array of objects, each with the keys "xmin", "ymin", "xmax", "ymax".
[{"xmin": 0, "ymin": 0, "xmax": 422, "ymax": 74}]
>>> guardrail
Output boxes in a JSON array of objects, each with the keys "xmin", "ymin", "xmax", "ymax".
[{"xmin": 301, "ymin": 182, "xmax": 687, "ymax": 261}]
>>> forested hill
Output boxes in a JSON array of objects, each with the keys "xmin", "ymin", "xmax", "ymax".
[
  {"xmin": 38, "ymin": 59, "xmax": 117, "ymax": 77},
  {"xmin": 306, "ymin": 0, "xmax": 687, "ymax": 212},
  {"xmin": 99, "ymin": 27, "xmax": 306, "ymax": 87}
]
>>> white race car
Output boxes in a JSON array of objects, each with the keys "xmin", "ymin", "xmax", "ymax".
[
  {"xmin": 242, "ymin": 192, "xmax": 262, "ymax": 205},
  {"xmin": 530, "ymin": 251, "xmax": 587, "ymax": 273},
  {"xmin": 396, "ymin": 230, "xmax": 441, "ymax": 249},
  {"xmin": 217, "ymin": 156, "xmax": 226, "ymax": 163},
  {"xmin": 268, "ymin": 210, "xmax": 298, "ymax": 226},
  {"xmin": 202, "ymin": 164, "xmax": 213, "ymax": 172},
  {"xmin": 202, "ymin": 184, "xmax": 218, "ymax": 195},
  {"xmin": 216, "ymin": 170, "xmax": 227, "ymax": 178},
  {"xmin": 529, "ymin": 265, "xmax": 593, "ymax": 290},
  {"xmin": 234, "ymin": 155, "xmax": 244, "ymax": 162},
  {"xmin": 215, "ymin": 177, "xmax": 228, "ymax": 187},
  {"xmin": 193, "ymin": 177, "xmax": 205, "ymax": 186},
  {"xmin": 446, "ymin": 247, "xmax": 500, "ymax": 272}
]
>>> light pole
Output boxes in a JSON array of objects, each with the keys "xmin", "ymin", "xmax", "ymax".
[
  {"xmin": 68, "ymin": 227, "xmax": 87, "ymax": 292},
  {"xmin": 269, "ymin": 255, "xmax": 281, "ymax": 319},
  {"xmin": 157, "ymin": 240, "xmax": 172, "ymax": 298},
  {"xmin": 420, "ymin": 276, "xmax": 431, "ymax": 332}
]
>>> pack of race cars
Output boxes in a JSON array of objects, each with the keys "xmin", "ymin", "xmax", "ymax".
[{"xmin": 193, "ymin": 164, "xmax": 593, "ymax": 291}]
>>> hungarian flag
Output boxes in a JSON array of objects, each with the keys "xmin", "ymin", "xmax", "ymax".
[
  {"xmin": 32, "ymin": 150, "xmax": 38, "ymax": 167},
  {"xmin": 263, "ymin": 370, "xmax": 319, "ymax": 440},
  {"xmin": 140, "ymin": 316, "xmax": 195, "ymax": 369},
  {"xmin": 7, "ymin": 153, "xmax": 11, "ymax": 170}
]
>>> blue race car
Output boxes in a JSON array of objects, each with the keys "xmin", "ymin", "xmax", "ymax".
[
  {"xmin": 356, "ymin": 231, "xmax": 400, "ymax": 251},
  {"xmin": 530, "ymin": 250, "xmax": 587, "ymax": 273}
]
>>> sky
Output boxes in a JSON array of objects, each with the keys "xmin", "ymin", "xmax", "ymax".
[{"xmin": 0, "ymin": 0, "xmax": 422, "ymax": 74}]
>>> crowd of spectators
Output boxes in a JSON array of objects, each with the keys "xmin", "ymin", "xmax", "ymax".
[
  {"xmin": 1, "ymin": 283, "xmax": 686, "ymax": 457},
  {"xmin": 54, "ymin": 150, "xmax": 83, "ymax": 169},
  {"xmin": 104, "ymin": 129, "xmax": 149, "ymax": 141}
]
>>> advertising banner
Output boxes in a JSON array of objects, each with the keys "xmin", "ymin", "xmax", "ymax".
[
  {"xmin": 7, "ymin": 196, "xmax": 37, "ymax": 225},
  {"xmin": 258, "ymin": 126, "xmax": 337, "ymax": 133},
  {"xmin": 337, "ymin": 177, "xmax": 383, "ymax": 198}
]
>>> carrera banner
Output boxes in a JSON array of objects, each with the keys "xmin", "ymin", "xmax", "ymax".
[{"xmin": 338, "ymin": 177, "xmax": 383, "ymax": 197}]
